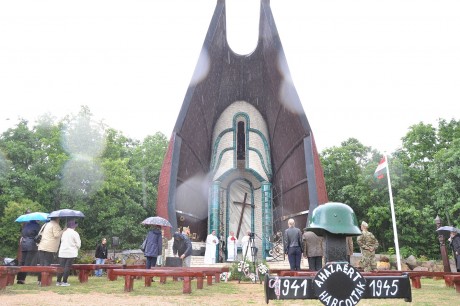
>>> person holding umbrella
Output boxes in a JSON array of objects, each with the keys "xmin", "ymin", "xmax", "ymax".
[
  {"xmin": 449, "ymin": 230, "xmax": 460, "ymax": 272},
  {"xmin": 143, "ymin": 225, "xmax": 163, "ymax": 269},
  {"xmin": 16, "ymin": 211, "xmax": 41, "ymax": 284},
  {"xmin": 37, "ymin": 216, "xmax": 64, "ymax": 285},
  {"xmin": 56, "ymin": 219, "xmax": 81, "ymax": 286}
]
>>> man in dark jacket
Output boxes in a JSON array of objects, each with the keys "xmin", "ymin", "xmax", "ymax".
[
  {"xmin": 449, "ymin": 230, "xmax": 460, "ymax": 272},
  {"xmin": 16, "ymin": 220, "xmax": 41, "ymax": 284},
  {"xmin": 284, "ymin": 219, "xmax": 303, "ymax": 271},
  {"xmin": 173, "ymin": 226, "xmax": 192, "ymax": 267}
]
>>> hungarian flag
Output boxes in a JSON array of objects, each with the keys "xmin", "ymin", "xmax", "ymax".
[{"xmin": 374, "ymin": 156, "xmax": 388, "ymax": 179}]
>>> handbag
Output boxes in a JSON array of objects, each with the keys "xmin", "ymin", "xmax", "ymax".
[
  {"xmin": 34, "ymin": 223, "xmax": 47, "ymax": 244},
  {"xmin": 140, "ymin": 238, "xmax": 147, "ymax": 252}
]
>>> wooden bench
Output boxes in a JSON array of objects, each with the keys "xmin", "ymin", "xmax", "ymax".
[
  {"xmin": 69, "ymin": 264, "xmax": 125, "ymax": 283},
  {"xmin": 19, "ymin": 266, "xmax": 63, "ymax": 287},
  {"xmin": 111, "ymin": 268, "xmax": 206, "ymax": 293},
  {"xmin": 5, "ymin": 266, "xmax": 62, "ymax": 287},
  {"xmin": 448, "ymin": 275, "xmax": 460, "ymax": 293},
  {"xmin": 278, "ymin": 270, "xmax": 316, "ymax": 277},
  {"xmin": 269, "ymin": 269, "xmax": 311, "ymax": 276},
  {"xmin": 0, "ymin": 266, "xmax": 20, "ymax": 289},
  {"xmin": 150, "ymin": 266, "xmax": 229, "ymax": 285},
  {"xmin": 374, "ymin": 271, "xmax": 460, "ymax": 290}
]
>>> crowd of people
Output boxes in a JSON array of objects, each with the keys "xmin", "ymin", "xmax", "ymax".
[
  {"xmin": 283, "ymin": 218, "xmax": 377, "ymax": 272},
  {"xmin": 18, "ymin": 214, "xmax": 81, "ymax": 286},
  {"xmin": 16, "ymin": 208, "xmax": 460, "ymax": 285}
]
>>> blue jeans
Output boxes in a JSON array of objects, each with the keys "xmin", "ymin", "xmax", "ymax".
[
  {"xmin": 287, "ymin": 246, "xmax": 302, "ymax": 271},
  {"xmin": 95, "ymin": 258, "xmax": 105, "ymax": 276}
]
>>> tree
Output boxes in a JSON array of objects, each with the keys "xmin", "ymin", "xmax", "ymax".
[{"xmin": 0, "ymin": 199, "xmax": 45, "ymax": 257}]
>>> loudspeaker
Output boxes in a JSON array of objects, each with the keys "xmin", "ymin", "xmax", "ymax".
[{"xmin": 112, "ymin": 237, "xmax": 119, "ymax": 247}]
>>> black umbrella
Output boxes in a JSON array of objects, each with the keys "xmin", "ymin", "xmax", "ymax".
[
  {"xmin": 436, "ymin": 225, "xmax": 460, "ymax": 238},
  {"xmin": 48, "ymin": 209, "xmax": 85, "ymax": 218},
  {"xmin": 141, "ymin": 216, "xmax": 172, "ymax": 227}
]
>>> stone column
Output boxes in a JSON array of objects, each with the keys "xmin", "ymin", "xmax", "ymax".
[
  {"xmin": 210, "ymin": 181, "xmax": 221, "ymax": 262},
  {"xmin": 261, "ymin": 181, "xmax": 272, "ymax": 259}
]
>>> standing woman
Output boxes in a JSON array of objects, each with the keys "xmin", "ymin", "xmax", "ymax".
[
  {"xmin": 284, "ymin": 218, "xmax": 303, "ymax": 271},
  {"xmin": 56, "ymin": 219, "xmax": 81, "ymax": 286},
  {"xmin": 94, "ymin": 238, "xmax": 108, "ymax": 277},
  {"xmin": 144, "ymin": 225, "xmax": 162, "ymax": 269},
  {"xmin": 449, "ymin": 230, "xmax": 460, "ymax": 272},
  {"xmin": 37, "ymin": 217, "xmax": 64, "ymax": 285},
  {"xmin": 16, "ymin": 220, "xmax": 41, "ymax": 284}
]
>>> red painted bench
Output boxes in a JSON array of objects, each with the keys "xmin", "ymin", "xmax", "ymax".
[
  {"xmin": 0, "ymin": 266, "xmax": 20, "ymax": 289},
  {"xmin": 278, "ymin": 270, "xmax": 316, "ymax": 277},
  {"xmin": 111, "ymin": 268, "xmax": 205, "ymax": 293},
  {"xmin": 5, "ymin": 266, "xmax": 62, "ymax": 287},
  {"xmin": 449, "ymin": 275, "xmax": 460, "ymax": 293},
  {"xmin": 149, "ymin": 266, "xmax": 229, "ymax": 285},
  {"xmin": 375, "ymin": 271, "xmax": 459, "ymax": 290},
  {"xmin": 270, "ymin": 269, "xmax": 311, "ymax": 276},
  {"xmin": 69, "ymin": 264, "xmax": 125, "ymax": 283}
]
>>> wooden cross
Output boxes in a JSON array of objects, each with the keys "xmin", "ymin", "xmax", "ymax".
[{"xmin": 234, "ymin": 193, "xmax": 254, "ymax": 238}]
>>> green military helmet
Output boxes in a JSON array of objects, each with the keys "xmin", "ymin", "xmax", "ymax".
[{"xmin": 306, "ymin": 202, "xmax": 361, "ymax": 236}]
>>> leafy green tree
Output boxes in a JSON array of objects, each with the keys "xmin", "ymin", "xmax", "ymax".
[
  {"xmin": 130, "ymin": 132, "xmax": 168, "ymax": 213},
  {"xmin": 430, "ymin": 138, "xmax": 460, "ymax": 227},
  {"xmin": 0, "ymin": 199, "xmax": 45, "ymax": 257}
]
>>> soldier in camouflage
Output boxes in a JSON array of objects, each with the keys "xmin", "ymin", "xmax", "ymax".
[{"xmin": 357, "ymin": 221, "xmax": 379, "ymax": 272}]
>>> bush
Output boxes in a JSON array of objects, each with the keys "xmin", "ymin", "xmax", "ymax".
[{"xmin": 75, "ymin": 253, "xmax": 94, "ymax": 264}]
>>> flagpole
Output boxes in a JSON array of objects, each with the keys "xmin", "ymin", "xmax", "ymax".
[{"xmin": 385, "ymin": 154, "xmax": 402, "ymax": 271}]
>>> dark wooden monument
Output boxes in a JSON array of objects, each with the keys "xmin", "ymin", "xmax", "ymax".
[{"xmin": 157, "ymin": 0, "xmax": 328, "ymax": 259}]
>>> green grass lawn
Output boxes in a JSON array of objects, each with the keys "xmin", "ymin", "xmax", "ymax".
[{"xmin": 1, "ymin": 276, "xmax": 458, "ymax": 305}]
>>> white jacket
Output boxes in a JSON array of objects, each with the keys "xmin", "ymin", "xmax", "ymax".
[{"xmin": 58, "ymin": 228, "xmax": 81, "ymax": 258}]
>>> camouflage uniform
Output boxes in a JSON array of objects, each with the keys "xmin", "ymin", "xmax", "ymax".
[{"xmin": 357, "ymin": 230, "xmax": 379, "ymax": 272}]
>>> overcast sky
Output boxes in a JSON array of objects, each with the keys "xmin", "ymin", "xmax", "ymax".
[{"xmin": 1, "ymin": 0, "xmax": 459, "ymax": 153}]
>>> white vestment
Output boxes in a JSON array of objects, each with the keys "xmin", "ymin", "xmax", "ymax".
[
  {"xmin": 227, "ymin": 235, "xmax": 238, "ymax": 261},
  {"xmin": 204, "ymin": 234, "xmax": 219, "ymax": 264}
]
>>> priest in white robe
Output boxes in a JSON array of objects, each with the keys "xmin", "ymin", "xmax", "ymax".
[
  {"xmin": 227, "ymin": 231, "xmax": 238, "ymax": 261},
  {"xmin": 204, "ymin": 230, "xmax": 219, "ymax": 264}
]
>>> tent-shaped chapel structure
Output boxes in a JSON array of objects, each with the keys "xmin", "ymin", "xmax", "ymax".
[{"xmin": 157, "ymin": 0, "xmax": 328, "ymax": 259}]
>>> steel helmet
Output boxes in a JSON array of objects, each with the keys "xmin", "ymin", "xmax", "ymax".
[{"xmin": 306, "ymin": 202, "xmax": 361, "ymax": 236}]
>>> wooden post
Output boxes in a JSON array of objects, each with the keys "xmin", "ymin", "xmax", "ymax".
[
  {"xmin": 183, "ymin": 276, "xmax": 191, "ymax": 294},
  {"xmin": 435, "ymin": 215, "xmax": 452, "ymax": 272}
]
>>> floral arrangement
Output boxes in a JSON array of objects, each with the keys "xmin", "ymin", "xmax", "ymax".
[
  {"xmin": 237, "ymin": 261, "xmax": 250, "ymax": 275},
  {"xmin": 220, "ymin": 272, "xmax": 231, "ymax": 282},
  {"xmin": 257, "ymin": 262, "xmax": 269, "ymax": 275}
]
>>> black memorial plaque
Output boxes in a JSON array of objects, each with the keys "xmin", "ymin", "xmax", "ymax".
[
  {"xmin": 264, "ymin": 262, "xmax": 411, "ymax": 304},
  {"xmin": 314, "ymin": 262, "xmax": 366, "ymax": 305}
]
